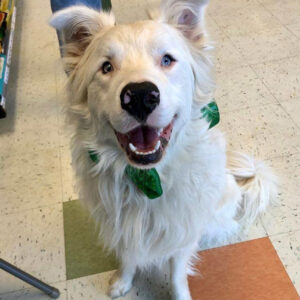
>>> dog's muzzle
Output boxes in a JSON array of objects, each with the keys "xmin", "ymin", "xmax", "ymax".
[{"xmin": 116, "ymin": 81, "xmax": 174, "ymax": 167}]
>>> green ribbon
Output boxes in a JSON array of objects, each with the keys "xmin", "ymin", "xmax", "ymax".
[
  {"xmin": 89, "ymin": 100, "xmax": 219, "ymax": 199},
  {"xmin": 201, "ymin": 101, "xmax": 220, "ymax": 129}
]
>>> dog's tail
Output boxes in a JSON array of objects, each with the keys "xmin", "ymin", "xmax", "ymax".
[{"xmin": 227, "ymin": 151, "xmax": 278, "ymax": 226}]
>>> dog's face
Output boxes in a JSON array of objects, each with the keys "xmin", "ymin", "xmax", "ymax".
[{"xmin": 51, "ymin": 0, "xmax": 210, "ymax": 168}]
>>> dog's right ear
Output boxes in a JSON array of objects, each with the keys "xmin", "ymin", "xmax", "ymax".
[{"xmin": 50, "ymin": 6, "xmax": 115, "ymax": 72}]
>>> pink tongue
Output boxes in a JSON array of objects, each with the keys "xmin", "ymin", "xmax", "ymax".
[{"xmin": 128, "ymin": 126, "xmax": 159, "ymax": 150}]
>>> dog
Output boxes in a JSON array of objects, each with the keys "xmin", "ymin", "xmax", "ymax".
[{"xmin": 50, "ymin": 1, "xmax": 277, "ymax": 299}]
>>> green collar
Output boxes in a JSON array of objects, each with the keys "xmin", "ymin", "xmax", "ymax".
[{"xmin": 89, "ymin": 100, "xmax": 219, "ymax": 199}]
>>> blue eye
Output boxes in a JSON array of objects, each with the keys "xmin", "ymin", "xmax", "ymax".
[
  {"xmin": 101, "ymin": 61, "xmax": 114, "ymax": 74},
  {"xmin": 161, "ymin": 54, "xmax": 176, "ymax": 67}
]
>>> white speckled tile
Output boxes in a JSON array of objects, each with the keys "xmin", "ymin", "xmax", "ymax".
[
  {"xmin": 287, "ymin": 23, "xmax": 300, "ymax": 39},
  {"xmin": 263, "ymin": 0, "xmax": 300, "ymax": 26},
  {"xmin": 113, "ymin": 0, "xmax": 148, "ymax": 8},
  {"xmin": 60, "ymin": 145, "xmax": 73, "ymax": 181},
  {"xmin": 0, "ymin": 148, "xmax": 62, "ymax": 214},
  {"xmin": 261, "ymin": 153, "xmax": 300, "ymax": 236},
  {"xmin": 205, "ymin": 16, "xmax": 225, "ymax": 41},
  {"xmin": 254, "ymin": 56, "xmax": 300, "ymax": 102},
  {"xmin": 0, "ymin": 282, "xmax": 67, "ymax": 300},
  {"xmin": 0, "ymin": 204, "xmax": 66, "ymax": 294},
  {"xmin": 212, "ymin": 2, "xmax": 282, "ymax": 37},
  {"xmin": 60, "ymin": 145, "xmax": 78, "ymax": 202},
  {"xmin": 62, "ymin": 179, "xmax": 78, "ymax": 202},
  {"xmin": 219, "ymin": 104, "xmax": 300, "ymax": 159},
  {"xmin": 112, "ymin": 0, "xmax": 149, "ymax": 24},
  {"xmin": 67, "ymin": 268, "xmax": 171, "ymax": 300},
  {"xmin": 270, "ymin": 230, "xmax": 300, "ymax": 294},
  {"xmin": 208, "ymin": 0, "xmax": 260, "ymax": 18},
  {"xmin": 215, "ymin": 65, "xmax": 278, "ymax": 113},
  {"xmin": 213, "ymin": 36, "xmax": 247, "ymax": 73},
  {"xmin": 281, "ymin": 98, "xmax": 300, "ymax": 128},
  {"xmin": 229, "ymin": 26, "xmax": 300, "ymax": 65}
]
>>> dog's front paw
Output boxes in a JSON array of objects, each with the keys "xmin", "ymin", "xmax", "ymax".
[{"xmin": 108, "ymin": 273, "xmax": 133, "ymax": 299}]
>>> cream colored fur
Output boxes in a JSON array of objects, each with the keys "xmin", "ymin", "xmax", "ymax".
[{"xmin": 50, "ymin": 1, "xmax": 277, "ymax": 299}]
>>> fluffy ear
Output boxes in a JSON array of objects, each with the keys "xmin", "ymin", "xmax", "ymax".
[
  {"xmin": 50, "ymin": 6, "xmax": 115, "ymax": 71},
  {"xmin": 159, "ymin": 0, "xmax": 209, "ymax": 42}
]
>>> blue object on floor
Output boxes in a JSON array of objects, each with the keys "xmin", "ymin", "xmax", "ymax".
[{"xmin": 50, "ymin": 0, "xmax": 102, "ymax": 12}]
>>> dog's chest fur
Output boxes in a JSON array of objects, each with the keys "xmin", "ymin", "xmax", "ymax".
[{"xmin": 73, "ymin": 120, "xmax": 227, "ymax": 265}]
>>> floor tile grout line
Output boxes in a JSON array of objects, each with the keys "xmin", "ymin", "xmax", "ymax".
[
  {"xmin": 217, "ymin": 95, "xmax": 280, "ymax": 115},
  {"xmin": 250, "ymin": 53, "xmax": 300, "ymax": 68},
  {"xmin": 249, "ymin": 64, "xmax": 300, "ymax": 131},
  {"xmin": 268, "ymin": 228, "xmax": 300, "ymax": 240},
  {"xmin": 258, "ymin": 0, "xmax": 300, "ymax": 41},
  {"xmin": 0, "ymin": 201, "xmax": 63, "ymax": 218},
  {"xmin": 209, "ymin": 7, "xmax": 300, "ymax": 66}
]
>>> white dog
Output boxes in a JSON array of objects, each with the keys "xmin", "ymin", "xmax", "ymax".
[{"xmin": 50, "ymin": 1, "xmax": 277, "ymax": 299}]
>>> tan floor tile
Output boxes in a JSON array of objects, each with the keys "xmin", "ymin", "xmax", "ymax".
[
  {"xmin": 287, "ymin": 22, "xmax": 300, "ymax": 39},
  {"xmin": 254, "ymin": 56, "xmax": 300, "ymax": 102},
  {"xmin": 263, "ymin": 0, "xmax": 300, "ymax": 26},
  {"xmin": 213, "ymin": 36, "xmax": 247, "ymax": 73},
  {"xmin": 112, "ymin": 0, "xmax": 149, "ymax": 24},
  {"xmin": 215, "ymin": 65, "xmax": 278, "ymax": 113},
  {"xmin": 212, "ymin": 2, "xmax": 282, "ymax": 37},
  {"xmin": 205, "ymin": 16, "xmax": 225, "ymax": 41},
  {"xmin": 261, "ymin": 154, "xmax": 300, "ymax": 235},
  {"xmin": 229, "ymin": 26, "xmax": 300, "ymax": 65},
  {"xmin": 60, "ymin": 146, "xmax": 78, "ymax": 202},
  {"xmin": 281, "ymin": 98, "xmax": 300, "ymax": 128},
  {"xmin": 219, "ymin": 104, "xmax": 300, "ymax": 159},
  {"xmin": 208, "ymin": 0, "xmax": 261, "ymax": 18},
  {"xmin": 0, "ymin": 148, "xmax": 62, "ymax": 214},
  {"xmin": 271, "ymin": 230, "xmax": 300, "ymax": 294},
  {"xmin": 62, "ymin": 180, "xmax": 78, "ymax": 202},
  {"xmin": 0, "ymin": 204, "xmax": 66, "ymax": 294}
]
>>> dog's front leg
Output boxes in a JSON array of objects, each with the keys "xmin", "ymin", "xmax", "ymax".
[
  {"xmin": 170, "ymin": 251, "xmax": 193, "ymax": 300},
  {"xmin": 108, "ymin": 262, "xmax": 136, "ymax": 299}
]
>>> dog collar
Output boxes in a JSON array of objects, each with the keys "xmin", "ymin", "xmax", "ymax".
[{"xmin": 89, "ymin": 100, "xmax": 219, "ymax": 199}]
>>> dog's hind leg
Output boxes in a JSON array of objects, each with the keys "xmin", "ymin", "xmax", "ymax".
[{"xmin": 108, "ymin": 263, "xmax": 136, "ymax": 299}]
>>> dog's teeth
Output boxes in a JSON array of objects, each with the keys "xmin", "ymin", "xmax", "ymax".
[
  {"xmin": 129, "ymin": 143, "xmax": 136, "ymax": 152},
  {"xmin": 129, "ymin": 140, "xmax": 161, "ymax": 156},
  {"xmin": 155, "ymin": 140, "xmax": 161, "ymax": 151},
  {"xmin": 158, "ymin": 128, "xmax": 163, "ymax": 135}
]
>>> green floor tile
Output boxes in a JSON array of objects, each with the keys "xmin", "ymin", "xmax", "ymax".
[{"xmin": 63, "ymin": 200, "xmax": 119, "ymax": 280}]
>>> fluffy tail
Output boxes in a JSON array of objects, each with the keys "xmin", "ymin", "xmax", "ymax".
[{"xmin": 227, "ymin": 151, "xmax": 278, "ymax": 226}]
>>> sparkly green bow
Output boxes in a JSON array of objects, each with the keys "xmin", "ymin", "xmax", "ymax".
[{"xmin": 89, "ymin": 100, "xmax": 219, "ymax": 199}]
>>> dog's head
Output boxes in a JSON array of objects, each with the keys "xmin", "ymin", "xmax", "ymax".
[{"xmin": 50, "ymin": 0, "xmax": 213, "ymax": 168}]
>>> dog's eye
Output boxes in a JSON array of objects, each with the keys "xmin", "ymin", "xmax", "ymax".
[
  {"xmin": 161, "ymin": 54, "xmax": 176, "ymax": 67},
  {"xmin": 101, "ymin": 61, "xmax": 114, "ymax": 74}
]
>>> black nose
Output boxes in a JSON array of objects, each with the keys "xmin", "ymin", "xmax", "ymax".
[{"xmin": 120, "ymin": 81, "xmax": 160, "ymax": 123}]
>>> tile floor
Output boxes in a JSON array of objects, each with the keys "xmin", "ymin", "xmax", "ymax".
[{"xmin": 0, "ymin": 0, "xmax": 299, "ymax": 299}]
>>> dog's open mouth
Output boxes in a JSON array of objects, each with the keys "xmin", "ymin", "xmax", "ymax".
[{"xmin": 115, "ymin": 121, "xmax": 174, "ymax": 166}]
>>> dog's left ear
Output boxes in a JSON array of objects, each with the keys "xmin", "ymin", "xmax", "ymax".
[{"xmin": 159, "ymin": 0, "xmax": 209, "ymax": 42}]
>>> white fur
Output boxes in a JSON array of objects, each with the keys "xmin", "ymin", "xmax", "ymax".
[{"xmin": 50, "ymin": 1, "xmax": 277, "ymax": 299}]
